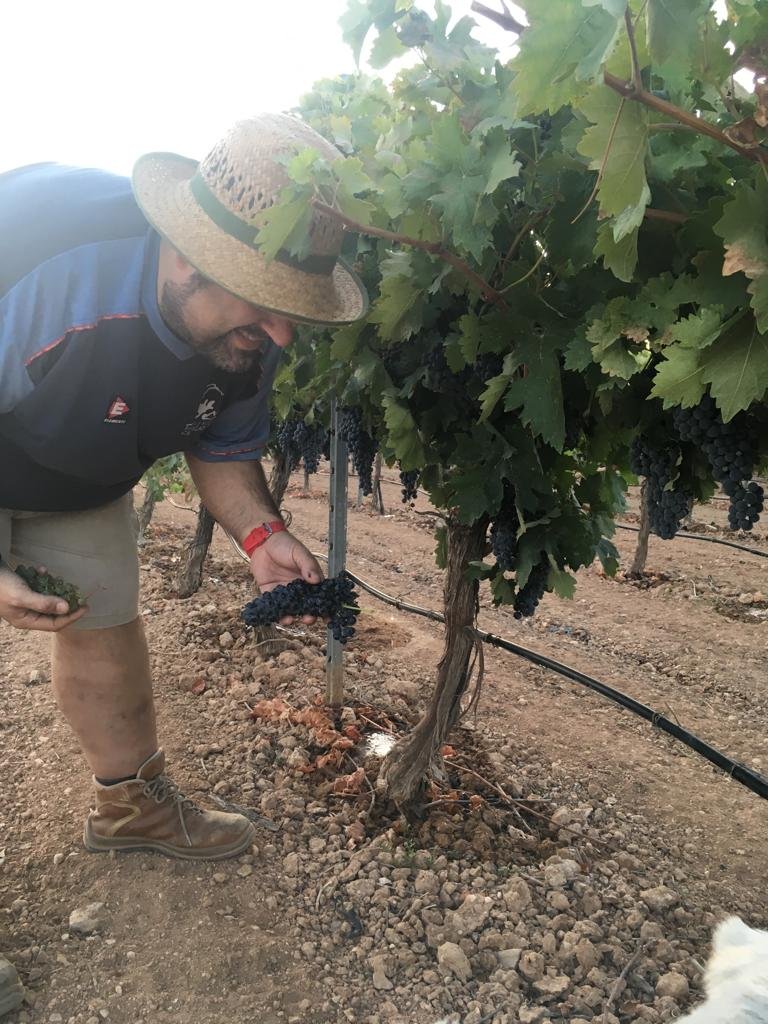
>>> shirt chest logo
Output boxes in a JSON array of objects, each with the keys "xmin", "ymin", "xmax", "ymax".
[
  {"xmin": 104, "ymin": 395, "xmax": 131, "ymax": 424},
  {"xmin": 181, "ymin": 383, "xmax": 224, "ymax": 436}
]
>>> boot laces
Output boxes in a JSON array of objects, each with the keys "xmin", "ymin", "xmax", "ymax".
[{"xmin": 142, "ymin": 774, "xmax": 203, "ymax": 815}]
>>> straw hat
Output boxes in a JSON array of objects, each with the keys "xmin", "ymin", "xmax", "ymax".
[{"xmin": 132, "ymin": 113, "xmax": 369, "ymax": 326}]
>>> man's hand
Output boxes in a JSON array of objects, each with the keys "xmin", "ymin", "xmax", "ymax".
[
  {"xmin": 248, "ymin": 532, "xmax": 324, "ymax": 625},
  {"xmin": 0, "ymin": 565, "xmax": 88, "ymax": 632}
]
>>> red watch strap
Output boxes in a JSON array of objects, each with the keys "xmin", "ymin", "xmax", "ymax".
[{"xmin": 242, "ymin": 520, "xmax": 286, "ymax": 556}]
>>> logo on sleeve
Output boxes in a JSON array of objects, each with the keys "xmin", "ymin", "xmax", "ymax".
[
  {"xmin": 104, "ymin": 395, "xmax": 131, "ymax": 424},
  {"xmin": 181, "ymin": 383, "xmax": 225, "ymax": 436}
]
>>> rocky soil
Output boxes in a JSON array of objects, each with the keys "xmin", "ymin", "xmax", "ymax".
[{"xmin": 0, "ymin": 475, "xmax": 766, "ymax": 1024}]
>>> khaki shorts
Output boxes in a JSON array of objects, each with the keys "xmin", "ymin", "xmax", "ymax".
[{"xmin": 0, "ymin": 493, "xmax": 139, "ymax": 630}]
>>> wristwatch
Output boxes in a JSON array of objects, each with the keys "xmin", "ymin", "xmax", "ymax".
[{"xmin": 242, "ymin": 520, "xmax": 286, "ymax": 556}]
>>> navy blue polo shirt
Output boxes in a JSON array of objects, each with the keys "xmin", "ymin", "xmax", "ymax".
[{"xmin": 0, "ymin": 163, "xmax": 282, "ymax": 511}]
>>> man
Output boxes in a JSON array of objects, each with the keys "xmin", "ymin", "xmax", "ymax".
[{"xmin": 0, "ymin": 114, "xmax": 369, "ymax": 865}]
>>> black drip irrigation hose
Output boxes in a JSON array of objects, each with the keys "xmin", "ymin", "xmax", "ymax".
[
  {"xmin": 616, "ymin": 523, "xmax": 768, "ymax": 559},
  {"xmin": 341, "ymin": 568, "xmax": 768, "ymax": 803},
  {"xmin": 231, "ymin": 534, "xmax": 768, "ymax": 802}
]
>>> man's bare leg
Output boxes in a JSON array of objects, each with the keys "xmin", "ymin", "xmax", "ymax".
[{"xmin": 51, "ymin": 617, "xmax": 158, "ymax": 778}]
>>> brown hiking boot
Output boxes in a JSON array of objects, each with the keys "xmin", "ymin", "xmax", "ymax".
[{"xmin": 83, "ymin": 750, "xmax": 255, "ymax": 860}]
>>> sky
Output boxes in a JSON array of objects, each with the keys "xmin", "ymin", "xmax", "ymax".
[
  {"xmin": 0, "ymin": 1, "xmax": 749, "ymax": 177},
  {"xmin": 0, "ymin": 0, "xmax": 517, "ymax": 175}
]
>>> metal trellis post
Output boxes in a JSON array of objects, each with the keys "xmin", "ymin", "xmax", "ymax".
[{"xmin": 326, "ymin": 399, "xmax": 349, "ymax": 706}]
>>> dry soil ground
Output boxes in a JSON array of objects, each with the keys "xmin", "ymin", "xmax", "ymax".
[{"xmin": 0, "ymin": 471, "xmax": 766, "ymax": 1024}]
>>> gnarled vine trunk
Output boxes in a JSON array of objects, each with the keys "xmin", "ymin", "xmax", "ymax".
[
  {"xmin": 379, "ymin": 515, "xmax": 489, "ymax": 810},
  {"xmin": 371, "ymin": 453, "xmax": 384, "ymax": 515},
  {"xmin": 268, "ymin": 451, "xmax": 293, "ymax": 510},
  {"xmin": 175, "ymin": 504, "xmax": 216, "ymax": 598},
  {"xmin": 630, "ymin": 481, "xmax": 651, "ymax": 576},
  {"xmin": 136, "ymin": 489, "xmax": 157, "ymax": 546}
]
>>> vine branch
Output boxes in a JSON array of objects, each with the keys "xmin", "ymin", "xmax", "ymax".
[
  {"xmin": 471, "ymin": 2, "xmax": 768, "ymax": 165},
  {"xmin": 311, "ymin": 199, "xmax": 509, "ymax": 308},
  {"xmin": 603, "ymin": 71, "xmax": 768, "ymax": 164},
  {"xmin": 624, "ymin": 7, "xmax": 643, "ymax": 93},
  {"xmin": 644, "ymin": 207, "xmax": 688, "ymax": 224},
  {"xmin": 469, "ymin": 1, "xmax": 526, "ymax": 35}
]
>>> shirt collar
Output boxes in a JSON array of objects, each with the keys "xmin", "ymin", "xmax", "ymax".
[{"xmin": 140, "ymin": 229, "xmax": 197, "ymax": 361}]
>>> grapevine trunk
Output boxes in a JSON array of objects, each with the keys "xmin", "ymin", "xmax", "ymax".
[
  {"xmin": 268, "ymin": 452, "xmax": 293, "ymax": 510},
  {"xmin": 136, "ymin": 489, "xmax": 156, "ymax": 546},
  {"xmin": 630, "ymin": 482, "xmax": 651, "ymax": 577},
  {"xmin": 379, "ymin": 516, "xmax": 488, "ymax": 810},
  {"xmin": 175, "ymin": 505, "xmax": 216, "ymax": 598}
]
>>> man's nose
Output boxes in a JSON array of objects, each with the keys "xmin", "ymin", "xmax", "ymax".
[{"xmin": 258, "ymin": 312, "xmax": 295, "ymax": 349}]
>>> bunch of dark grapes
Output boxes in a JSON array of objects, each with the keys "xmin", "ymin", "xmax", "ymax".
[
  {"xmin": 15, "ymin": 565, "xmax": 84, "ymax": 613},
  {"xmin": 513, "ymin": 558, "xmax": 549, "ymax": 619},
  {"xmin": 338, "ymin": 407, "xmax": 377, "ymax": 495},
  {"xmin": 630, "ymin": 437, "xmax": 693, "ymax": 540},
  {"xmin": 241, "ymin": 574, "xmax": 360, "ymax": 644},
  {"xmin": 473, "ymin": 352, "xmax": 504, "ymax": 381},
  {"xmin": 399, "ymin": 468, "xmax": 420, "ymax": 504},
  {"xmin": 673, "ymin": 395, "xmax": 763, "ymax": 531},
  {"xmin": 380, "ymin": 342, "xmax": 406, "ymax": 384},
  {"xmin": 275, "ymin": 416, "xmax": 303, "ymax": 472},
  {"xmin": 489, "ymin": 500, "xmax": 520, "ymax": 573},
  {"xmin": 425, "ymin": 345, "xmax": 466, "ymax": 393},
  {"xmin": 293, "ymin": 421, "xmax": 327, "ymax": 475},
  {"xmin": 728, "ymin": 481, "xmax": 764, "ymax": 531}
]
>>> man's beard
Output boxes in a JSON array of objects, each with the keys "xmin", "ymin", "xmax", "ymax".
[{"xmin": 159, "ymin": 280, "xmax": 265, "ymax": 377}]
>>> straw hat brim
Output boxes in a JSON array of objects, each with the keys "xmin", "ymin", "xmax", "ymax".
[{"xmin": 131, "ymin": 152, "xmax": 369, "ymax": 326}]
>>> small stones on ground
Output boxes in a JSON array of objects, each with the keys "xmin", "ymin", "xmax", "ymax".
[
  {"xmin": 497, "ymin": 948, "xmax": 522, "ymax": 970},
  {"xmin": 68, "ymin": 903, "xmax": 107, "ymax": 937},
  {"xmin": 212, "ymin": 872, "xmax": 228, "ymax": 884},
  {"xmin": 437, "ymin": 942, "xmax": 472, "ymax": 982},
  {"xmin": 237, "ymin": 864, "xmax": 253, "ymax": 878},
  {"xmin": 655, "ymin": 971, "xmax": 690, "ymax": 1001},
  {"xmin": 640, "ymin": 886, "xmax": 679, "ymax": 913},
  {"xmin": 0, "ymin": 957, "xmax": 25, "ymax": 1016},
  {"xmin": 370, "ymin": 954, "xmax": 393, "ymax": 991},
  {"xmin": 533, "ymin": 974, "xmax": 571, "ymax": 999},
  {"xmin": 52, "ymin": 853, "xmax": 65, "ymax": 867}
]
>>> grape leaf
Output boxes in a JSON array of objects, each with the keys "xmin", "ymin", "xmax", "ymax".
[
  {"xmin": 429, "ymin": 171, "xmax": 497, "ymax": 261},
  {"xmin": 255, "ymin": 196, "xmax": 313, "ymax": 263},
  {"xmin": 446, "ymin": 464, "xmax": 504, "ymax": 523},
  {"xmin": 597, "ymin": 341, "xmax": 648, "ymax": 379},
  {"xmin": 381, "ymin": 391, "xmax": 427, "ymax": 467},
  {"xmin": 513, "ymin": 0, "xmax": 621, "ymax": 115},
  {"xmin": 331, "ymin": 322, "xmax": 364, "ymax": 361},
  {"xmin": 669, "ymin": 308, "xmax": 725, "ymax": 350},
  {"xmin": 548, "ymin": 566, "xmax": 576, "ymax": 599},
  {"xmin": 595, "ymin": 221, "xmax": 638, "ymax": 281},
  {"xmin": 647, "ymin": 0, "xmax": 710, "ymax": 67},
  {"xmin": 368, "ymin": 274, "xmax": 424, "ymax": 341},
  {"xmin": 584, "ymin": 0, "xmax": 627, "ymax": 16},
  {"xmin": 701, "ymin": 317, "xmax": 768, "ymax": 421},
  {"xmin": 369, "ymin": 25, "xmax": 408, "ymax": 68},
  {"xmin": 434, "ymin": 524, "xmax": 448, "ymax": 569},
  {"xmin": 339, "ymin": 0, "xmax": 375, "ymax": 65},
  {"xmin": 651, "ymin": 346, "xmax": 708, "ymax": 405},
  {"xmin": 714, "ymin": 179, "xmax": 768, "ymax": 333},
  {"xmin": 483, "ymin": 129, "xmax": 522, "ymax": 194},
  {"xmin": 502, "ymin": 335, "xmax": 566, "ymax": 450},
  {"xmin": 479, "ymin": 373, "xmax": 511, "ymax": 421},
  {"xmin": 577, "ymin": 87, "xmax": 650, "ymax": 234}
]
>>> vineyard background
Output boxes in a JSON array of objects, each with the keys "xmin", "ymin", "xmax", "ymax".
[
  {"xmin": 1, "ymin": 469, "xmax": 766, "ymax": 1024},
  {"xmin": 3, "ymin": 0, "xmax": 768, "ymax": 1021}
]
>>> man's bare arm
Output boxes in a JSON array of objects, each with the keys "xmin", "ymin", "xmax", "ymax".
[{"xmin": 185, "ymin": 455, "xmax": 281, "ymax": 545}]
